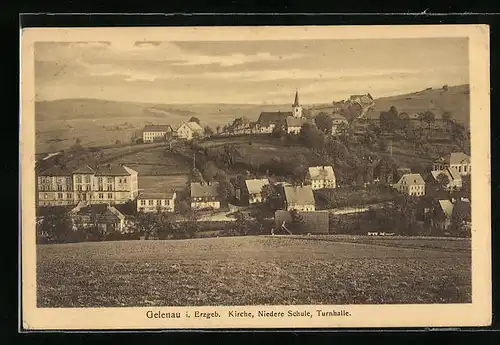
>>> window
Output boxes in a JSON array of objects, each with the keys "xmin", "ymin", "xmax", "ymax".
[
  {"xmin": 84, "ymin": 176, "xmax": 90, "ymax": 183},
  {"xmin": 67, "ymin": 193, "xmax": 72, "ymax": 199},
  {"xmin": 458, "ymin": 166, "xmax": 462, "ymax": 172},
  {"xmin": 107, "ymin": 177, "xmax": 113, "ymax": 183},
  {"xmin": 85, "ymin": 185, "xmax": 90, "ymax": 191},
  {"xmin": 99, "ymin": 193, "xmax": 104, "ymax": 199},
  {"xmin": 123, "ymin": 178, "xmax": 127, "ymax": 183},
  {"xmin": 108, "ymin": 193, "xmax": 113, "ymax": 199},
  {"xmin": 76, "ymin": 176, "xmax": 82, "ymax": 183},
  {"xmin": 119, "ymin": 178, "xmax": 122, "ymax": 183},
  {"xmin": 66, "ymin": 177, "xmax": 72, "ymax": 185},
  {"xmin": 58, "ymin": 193, "xmax": 63, "ymax": 199},
  {"xmin": 149, "ymin": 200, "xmax": 154, "ymax": 206},
  {"xmin": 98, "ymin": 177, "xmax": 103, "ymax": 183},
  {"xmin": 140, "ymin": 200, "xmax": 145, "ymax": 206},
  {"xmin": 464, "ymin": 166, "xmax": 467, "ymax": 172},
  {"xmin": 157, "ymin": 200, "xmax": 161, "ymax": 206},
  {"xmin": 77, "ymin": 185, "xmax": 82, "ymax": 191},
  {"xmin": 107, "ymin": 185, "xmax": 112, "ymax": 191},
  {"xmin": 44, "ymin": 193, "xmax": 48, "ymax": 199}
]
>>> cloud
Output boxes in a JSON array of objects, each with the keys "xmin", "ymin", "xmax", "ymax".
[{"xmin": 171, "ymin": 52, "xmax": 305, "ymax": 67}]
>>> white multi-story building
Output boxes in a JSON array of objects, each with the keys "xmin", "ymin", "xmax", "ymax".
[
  {"xmin": 177, "ymin": 121, "xmax": 204, "ymax": 140},
  {"xmin": 142, "ymin": 124, "xmax": 173, "ymax": 143},
  {"xmin": 306, "ymin": 166, "xmax": 336, "ymax": 190},
  {"xmin": 37, "ymin": 164, "xmax": 139, "ymax": 206},
  {"xmin": 433, "ymin": 152, "xmax": 471, "ymax": 176},
  {"xmin": 137, "ymin": 192, "xmax": 177, "ymax": 213},
  {"xmin": 392, "ymin": 173, "xmax": 426, "ymax": 197},
  {"xmin": 283, "ymin": 185, "xmax": 316, "ymax": 212}
]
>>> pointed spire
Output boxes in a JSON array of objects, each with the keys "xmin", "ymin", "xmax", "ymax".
[{"xmin": 293, "ymin": 89, "xmax": 300, "ymax": 107}]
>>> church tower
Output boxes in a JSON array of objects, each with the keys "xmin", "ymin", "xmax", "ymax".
[{"xmin": 292, "ymin": 90, "xmax": 303, "ymax": 118}]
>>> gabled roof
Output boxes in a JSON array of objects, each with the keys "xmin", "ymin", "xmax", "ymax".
[
  {"xmin": 329, "ymin": 113, "xmax": 347, "ymax": 121},
  {"xmin": 190, "ymin": 182, "xmax": 220, "ymax": 198},
  {"xmin": 447, "ymin": 167, "xmax": 462, "ymax": 180},
  {"xmin": 99, "ymin": 206, "xmax": 125, "ymax": 221},
  {"xmin": 285, "ymin": 116, "xmax": 309, "ymax": 128},
  {"xmin": 94, "ymin": 164, "xmax": 132, "ymax": 176},
  {"xmin": 257, "ymin": 111, "xmax": 291, "ymax": 127},
  {"xmin": 293, "ymin": 90, "xmax": 300, "ymax": 107},
  {"xmin": 452, "ymin": 199, "xmax": 471, "ymax": 221},
  {"xmin": 244, "ymin": 178, "xmax": 270, "ymax": 194},
  {"xmin": 449, "ymin": 152, "xmax": 470, "ymax": 165},
  {"xmin": 143, "ymin": 124, "xmax": 173, "ymax": 133},
  {"xmin": 398, "ymin": 173, "xmax": 425, "ymax": 186},
  {"xmin": 138, "ymin": 192, "xmax": 176, "ymax": 200},
  {"xmin": 308, "ymin": 166, "xmax": 335, "ymax": 181},
  {"xmin": 186, "ymin": 121, "xmax": 204, "ymax": 133},
  {"xmin": 73, "ymin": 165, "xmax": 95, "ymax": 174},
  {"xmin": 38, "ymin": 165, "xmax": 73, "ymax": 176},
  {"xmin": 283, "ymin": 185, "xmax": 315, "ymax": 205},
  {"xmin": 438, "ymin": 199, "xmax": 454, "ymax": 219},
  {"xmin": 275, "ymin": 210, "xmax": 329, "ymax": 234}
]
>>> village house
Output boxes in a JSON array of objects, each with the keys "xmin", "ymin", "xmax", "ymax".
[
  {"xmin": 433, "ymin": 152, "xmax": 471, "ymax": 176},
  {"xmin": 305, "ymin": 166, "xmax": 336, "ymax": 190},
  {"xmin": 283, "ymin": 185, "xmax": 316, "ymax": 212},
  {"xmin": 392, "ymin": 173, "xmax": 426, "ymax": 197},
  {"xmin": 177, "ymin": 121, "xmax": 204, "ymax": 140},
  {"xmin": 349, "ymin": 93, "xmax": 374, "ymax": 106},
  {"xmin": 433, "ymin": 199, "xmax": 455, "ymax": 231},
  {"xmin": 142, "ymin": 124, "xmax": 174, "ymax": 143},
  {"xmin": 69, "ymin": 202, "xmax": 126, "ymax": 234},
  {"xmin": 274, "ymin": 210, "xmax": 329, "ymax": 235},
  {"xmin": 285, "ymin": 116, "xmax": 313, "ymax": 135},
  {"xmin": 329, "ymin": 113, "xmax": 349, "ymax": 135},
  {"xmin": 235, "ymin": 178, "xmax": 270, "ymax": 205},
  {"xmin": 190, "ymin": 182, "xmax": 221, "ymax": 210},
  {"xmin": 430, "ymin": 167, "xmax": 462, "ymax": 191},
  {"xmin": 137, "ymin": 191, "xmax": 177, "ymax": 213},
  {"xmin": 37, "ymin": 164, "xmax": 139, "ymax": 207}
]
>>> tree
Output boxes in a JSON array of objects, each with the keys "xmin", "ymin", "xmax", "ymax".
[
  {"xmin": 442, "ymin": 111, "xmax": 452, "ymax": 132},
  {"xmin": 216, "ymin": 125, "xmax": 221, "ymax": 134},
  {"xmin": 75, "ymin": 137, "xmax": 81, "ymax": 144},
  {"xmin": 217, "ymin": 174, "xmax": 235, "ymax": 204},
  {"xmin": 299, "ymin": 123, "xmax": 325, "ymax": 150},
  {"xmin": 436, "ymin": 172, "xmax": 450, "ymax": 189},
  {"xmin": 378, "ymin": 140, "xmax": 388, "ymax": 152},
  {"xmin": 176, "ymin": 200, "xmax": 190, "ymax": 215},
  {"xmin": 189, "ymin": 117, "xmax": 200, "ymax": 124},
  {"xmin": 314, "ymin": 112, "xmax": 334, "ymax": 135},
  {"xmin": 136, "ymin": 211, "xmax": 160, "ymax": 239},
  {"xmin": 39, "ymin": 211, "xmax": 74, "ymax": 243},
  {"xmin": 261, "ymin": 184, "xmax": 283, "ymax": 212},
  {"xmin": 380, "ymin": 106, "xmax": 400, "ymax": 133},
  {"xmin": 190, "ymin": 168, "xmax": 205, "ymax": 184},
  {"xmin": 423, "ymin": 111, "xmax": 436, "ymax": 132},
  {"xmin": 360, "ymin": 128, "xmax": 377, "ymax": 148},
  {"xmin": 202, "ymin": 161, "xmax": 219, "ymax": 182},
  {"xmin": 290, "ymin": 209, "xmax": 306, "ymax": 234},
  {"xmin": 342, "ymin": 102, "xmax": 363, "ymax": 123},
  {"xmin": 204, "ymin": 125, "xmax": 214, "ymax": 137}
]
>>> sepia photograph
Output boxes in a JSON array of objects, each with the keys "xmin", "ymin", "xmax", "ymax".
[{"xmin": 20, "ymin": 25, "xmax": 491, "ymax": 330}]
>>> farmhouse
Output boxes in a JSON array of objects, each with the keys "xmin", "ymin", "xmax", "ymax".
[
  {"xmin": 430, "ymin": 167, "xmax": 462, "ymax": 191},
  {"xmin": 142, "ymin": 124, "xmax": 173, "ymax": 143},
  {"xmin": 274, "ymin": 210, "xmax": 329, "ymax": 234},
  {"xmin": 283, "ymin": 185, "xmax": 316, "ymax": 212},
  {"xmin": 392, "ymin": 173, "xmax": 426, "ymax": 197},
  {"xmin": 433, "ymin": 152, "xmax": 471, "ymax": 176},
  {"xmin": 329, "ymin": 113, "xmax": 348, "ymax": 135},
  {"xmin": 349, "ymin": 93, "xmax": 374, "ymax": 106},
  {"xmin": 69, "ymin": 203, "xmax": 126, "ymax": 234},
  {"xmin": 137, "ymin": 191, "xmax": 177, "ymax": 213},
  {"xmin": 433, "ymin": 199, "xmax": 454, "ymax": 231},
  {"xmin": 306, "ymin": 166, "xmax": 336, "ymax": 190},
  {"xmin": 177, "ymin": 121, "xmax": 204, "ymax": 140},
  {"xmin": 255, "ymin": 111, "xmax": 290, "ymax": 133},
  {"xmin": 190, "ymin": 182, "xmax": 221, "ymax": 210},
  {"xmin": 37, "ymin": 164, "xmax": 139, "ymax": 206},
  {"xmin": 452, "ymin": 198, "xmax": 472, "ymax": 228},
  {"xmin": 235, "ymin": 178, "xmax": 270, "ymax": 205}
]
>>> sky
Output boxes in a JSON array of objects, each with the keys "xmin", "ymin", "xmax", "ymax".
[{"xmin": 35, "ymin": 38, "xmax": 469, "ymax": 105}]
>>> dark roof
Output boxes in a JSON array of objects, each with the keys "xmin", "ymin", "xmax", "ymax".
[
  {"xmin": 190, "ymin": 182, "xmax": 220, "ymax": 198},
  {"xmin": 275, "ymin": 210, "xmax": 329, "ymax": 234},
  {"xmin": 94, "ymin": 164, "xmax": 131, "ymax": 176},
  {"xmin": 283, "ymin": 185, "xmax": 315, "ymax": 205},
  {"xmin": 293, "ymin": 90, "xmax": 300, "ymax": 107},
  {"xmin": 257, "ymin": 112, "xmax": 291, "ymax": 127},
  {"xmin": 76, "ymin": 203, "xmax": 108, "ymax": 216},
  {"xmin": 143, "ymin": 124, "xmax": 173, "ymax": 133},
  {"xmin": 73, "ymin": 165, "xmax": 96, "ymax": 174},
  {"xmin": 38, "ymin": 165, "xmax": 73, "ymax": 176},
  {"xmin": 285, "ymin": 116, "xmax": 310, "ymax": 128},
  {"xmin": 138, "ymin": 192, "xmax": 176, "ymax": 200},
  {"xmin": 452, "ymin": 200, "xmax": 471, "ymax": 221}
]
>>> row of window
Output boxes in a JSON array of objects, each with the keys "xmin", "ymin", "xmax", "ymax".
[
  {"xmin": 192, "ymin": 197, "xmax": 218, "ymax": 201},
  {"xmin": 41, "ymin": 176, "xmax": 129, "ymax": 184},
  {"xmin": 139, "ymin": 199, "xmax": 172, "ymax": 206},
  {"xmin": 43, "ymin": 192, "xmax": 116, "ymax": 199}
]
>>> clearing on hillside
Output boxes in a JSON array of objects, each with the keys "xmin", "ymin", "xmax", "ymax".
[{"xmin": 37, "ymin": 236, "xmax": 471, "ymax": 307}]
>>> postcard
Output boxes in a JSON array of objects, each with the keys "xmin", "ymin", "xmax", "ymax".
[{"xmin": 20, "ymin": 24, "xmax": 491, "ymax": 330}]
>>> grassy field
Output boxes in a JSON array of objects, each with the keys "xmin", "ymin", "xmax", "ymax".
[
  {"xmin": 139, "ymin": 175, "xmax": 189, "ymax": 193},
  {"xmin": 112, "ymin": 147, "xmax": 191, "ymax": 175},
  {"xmin": 37, "ymin": 236, "xmax": 471, "ymax": 307}
]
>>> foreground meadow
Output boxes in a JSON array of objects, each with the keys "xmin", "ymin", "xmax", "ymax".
[{"xmin": 36, "ymin": 236, "xmax": 471, "ymax": 307}]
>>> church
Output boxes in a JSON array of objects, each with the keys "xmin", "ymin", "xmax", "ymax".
[{"xmin": 255, "ymin": 90, "xmax": 311, "ymax": 134}]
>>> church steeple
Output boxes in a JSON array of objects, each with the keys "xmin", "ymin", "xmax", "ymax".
[
  {"xmin": 292, "ymin": 89, "xmax": 302, "ymax": 118},
  {"xmin": 293, "ymin": 90, "xmax": 300, "ymax": 107}
]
